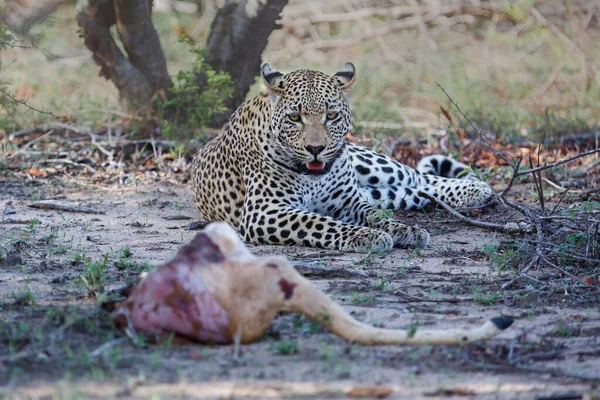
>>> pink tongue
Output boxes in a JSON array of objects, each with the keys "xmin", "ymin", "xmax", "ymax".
[{"xmin": 307, "ymin": 161, "xmax": 324, "ymax": 171}]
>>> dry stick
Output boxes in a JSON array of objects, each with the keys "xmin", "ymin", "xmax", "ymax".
[
  {"xmin": 529, "ymin": 155, "xmax": 545, "ymax": 212},
  {"xmin": 89, "ymin": 338, "xmax": 127, "ymax": 357},
  {"xmin": 543, "ymin": 178, "xmax": 583, "ymax": 194},
  {"xmin": 417, "ymin": 191, "xmax": 528, "ymax": 233},
  {"xmin": 539, "ymin": 255, "xmax": 583, "ymax": 284},
  {"xmin": 42, "ymin": 159, "xmax": 97, "ymax": 173},
  {"xmin": 51, "ymin": 122, "xmax": 115, "ymax": 160},
  {"xmin": 0, "ymin": 87, "xmax": 61, "ymax": 119},
  {"xmin": 501, "ymin": 257, "xmax": 539, "ymax": 290},
  {"xmin": 549, "ymin": 181, "xmax": 577, "ymax": 216},
  {"xmin": 292, "ymin": 262, "xmax": 369, "ymax": 279},
  {"xmin": 7, "ymin": 129, "xmax": 55, "ymax": 159},
  {"xmin": 27, "ymin": 200, "xmax": 105, "ymax": 214},
  {"xmin": 8, "ymin": 126, "xmax": 41, "ymax": 139}
]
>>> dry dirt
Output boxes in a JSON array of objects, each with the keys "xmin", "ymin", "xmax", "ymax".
[{"xmin": 1, "ymin": 178, "xmax": 599, "ymax": 399}]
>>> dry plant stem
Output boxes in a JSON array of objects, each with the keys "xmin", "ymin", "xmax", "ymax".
[
  {"xmin": 498, "ymin": 196, "xmax": 544, "ymax": 251},
  {"xmin": 417, "ymin": 191, "xmax": 524, "ymax": 233},
  {"xmin": 539, "ymin": 256, "xmax": 583, "ymax": 284},
  {"xmin": 292, "ymin": 262, "xmax": 368, "ymax": 279},
  {"xmin": 8, "ymin": 127, "xmax": 41, "ymax": 139},
  {"xmin": 549, "ymin": 183, "xmax": 576, "ymax": 216},
  {"xmin": 43, "ymin": 159, "xmax": 97, "ymax": 173},
  {"xmin": 50, "ymin": 122, "xmax": 115, "ymax": 160},
  {"xmin": 501, "ymin": 257, "xmax": 539, "ymax": 290},
  {"xmin": 8, "ymin": 129, "xmax": 56, "ymax": 159},
  {"xmin": 499, "ymin": 157, "xmax": 523, "ymax": 198},
  {"xmin": 529, "ymin": 155, "xmax": 545, "ymax": 212},
  {"xmin": 27, "ymin": 200, "xmax": 105, "ymax": 214},
  {"xmin": 543, "ymin": 178, "xmax": 582, "ymax": 194}
]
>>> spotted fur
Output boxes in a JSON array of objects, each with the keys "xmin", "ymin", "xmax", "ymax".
[{"xmin": 191, "ymin": 63, "xmax": 492, "ymax": 252}]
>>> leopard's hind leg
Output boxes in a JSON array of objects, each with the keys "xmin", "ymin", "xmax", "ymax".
[{"xmin": 348, "ymin": 143, "xmax": 492, "ymax": 210}]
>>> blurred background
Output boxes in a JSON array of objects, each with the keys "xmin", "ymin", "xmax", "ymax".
[{"xmin": 1, "ymin": 0, "xmax": 599, "ymax": 161}]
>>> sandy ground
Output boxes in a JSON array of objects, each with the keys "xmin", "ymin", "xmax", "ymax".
[{"xmin": 1, "ymin": 178, "xmax": 599, "ymax": 399}]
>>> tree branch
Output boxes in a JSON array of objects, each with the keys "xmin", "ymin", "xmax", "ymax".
[{"xmin": 0, "ymin": 87, "xmax": 61, "ymax": 119}]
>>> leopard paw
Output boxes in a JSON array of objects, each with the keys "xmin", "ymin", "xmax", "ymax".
[
  {"xmin": 345, "ymin": 229, "xmax": 393, "ymax": 253},
  {"xmin": 452, "ymin": 181, "xmax": 493, "ymax": 208},
  {"xmin": 406, "ymin": 227, "xmax": 430, "ymax": 247},
  {"xmin": 380, "ymin": 221, "xmax": 430, "ymax": 248}
]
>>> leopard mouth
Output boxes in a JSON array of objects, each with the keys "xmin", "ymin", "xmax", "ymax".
[
  {"xmin": 306, "ymin": 161, "xmax": 325, "ymax": 172},
  {"xmin": 291, "ymin": 160, "xmax": 333, "ymax": 176}
]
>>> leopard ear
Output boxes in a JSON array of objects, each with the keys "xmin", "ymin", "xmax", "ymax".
[
  {"xmin": 261, "ymin": 63, "xmax": 285, "ymax": 92},
  {"xmin": 332, "ymin": 62, "xmax": 356, "ymax": 90}
]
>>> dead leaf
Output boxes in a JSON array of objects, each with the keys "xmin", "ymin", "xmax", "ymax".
[
  {"xmin": 28, "ymin": 167, "xmax": 47, "ymax": 177},
  {"xmin": 346, "ymin": 386, "xmax": 394, "ymax": 398},
  {"xmin": 440, "ymin": 106, "xmax": 453, "ymax": 123},
  {"xmin": 583, "ymin": 277, "xmax": 596, "ymax": 286}
]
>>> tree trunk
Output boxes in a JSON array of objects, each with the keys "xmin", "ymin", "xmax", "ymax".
[
  {"xmin": 76, "ymin": 0, "xmax": 172, "ymax": 111},
  {"xmin": 205, "ymin": 0, "xmax": 288, "ymax": 127},
  {"xmin": 76, "ymin": 0, "xmax": 286, "ymax": 127}
]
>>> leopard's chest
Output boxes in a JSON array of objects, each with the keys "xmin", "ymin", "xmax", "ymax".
[{"xmin": 289, "ymin": 156, "xmax": 359, "ymax": 213}]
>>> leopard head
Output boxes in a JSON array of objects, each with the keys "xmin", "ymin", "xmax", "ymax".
[{"xmin": 260, "ymin": 62, "xmax": 355, "ymax": 176}]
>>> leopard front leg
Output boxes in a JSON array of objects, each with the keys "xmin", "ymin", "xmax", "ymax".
[
  {"xmin": 332, "ymin": 195, "xmax": 430, "ymax": 248},
  {"xmin": 239, "ymin": 200, "xmax": 393, "ymax": 253}
]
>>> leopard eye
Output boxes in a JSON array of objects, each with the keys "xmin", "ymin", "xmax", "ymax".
[
  {"xmin": 326, "ymin": 112, "xmax": 338, "ymax": 120},
  {"xmin": 288, "ymin": 113, "xmax": 301, "ymax": 122}
]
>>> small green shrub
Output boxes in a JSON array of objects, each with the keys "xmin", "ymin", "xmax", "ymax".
[
  {"xmin": 13, "ymin": 279, "xmax": 36, "ymax": 306},
  {"xmin": 481, "ymin": 242, "xmax": 529, "ymax": 272},
  {"xmin": 157, "ymin": 36, "xmax": 233, "ymax": 141},
  {"xmin": 115, "ymin": 247, "xmax": 135, "ymax": 271},
  {"xmin": 80, "ymin": 254, "xmax": 109, "ymax": 296},
  {"xmin": 270, "ymin": 338, "xmax": 299, "ymax": 355},
  {"xmin": 472, "ymin": 288, "xmax": 500, "ymax": 306}
]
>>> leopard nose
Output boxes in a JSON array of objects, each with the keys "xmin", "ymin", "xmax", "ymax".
[{"xmin": 305, "ymin": 145, "xmax": 325, "ymax": 157}]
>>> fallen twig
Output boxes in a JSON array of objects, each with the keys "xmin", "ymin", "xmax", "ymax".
[
  {"xmin": 501, "ymin": 257, "xmax": 539, "ymax": 290},
  {"xmin": 42, "ymin": 158, "xmax": 97, "ymax": 173},
  {"xmin": 292, "ymin": 262, "xmax": 368, "ymax": 279},
  {"xmin": 8, "ymin": 129, "xmax": 56, "ymax": 159},
  {"xmin": 417, "ymin": 191, "xmax": 531, "ymax": 233},
  {"xmin": 27, "ymin": 200, "xmax": 105, "ymax": 214},
  {"xmin": 8, "ymin": 126, "xmax": 42, "ymax": 139}
]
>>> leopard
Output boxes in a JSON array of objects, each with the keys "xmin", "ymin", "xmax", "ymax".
[{"xmin": 191, "ymin": 62, "xmax": 493, "ymax": 253}]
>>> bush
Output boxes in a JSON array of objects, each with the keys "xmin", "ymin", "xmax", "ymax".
[{"xmin": 157, "ymin": 36, "xmax": 233, "ymax": 141}]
